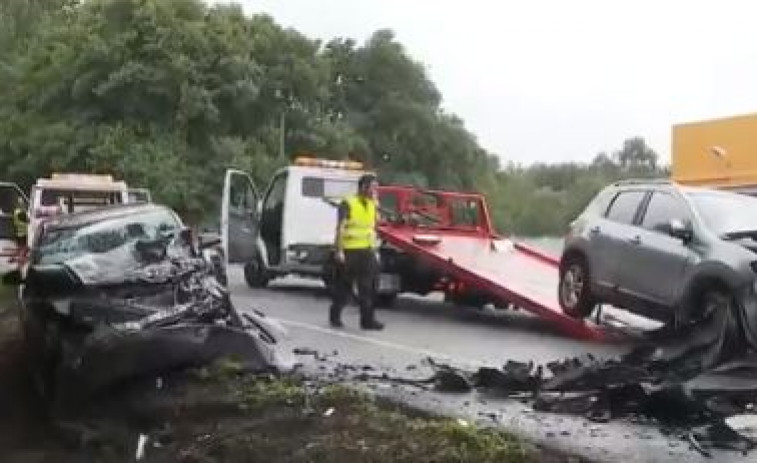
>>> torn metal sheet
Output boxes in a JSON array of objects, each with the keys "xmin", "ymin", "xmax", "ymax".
[{"xmin": 420, "ymin": 289, "xmax": 757, "ymax": 455}]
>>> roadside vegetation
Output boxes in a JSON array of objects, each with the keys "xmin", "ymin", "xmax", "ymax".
[
  {"xmin": 0, "ymin": 0, "xmax": 665, "ymax": 236},
  {"xmin": 0, "ymin": 294, "xmax": 572, "ymax": 462}
]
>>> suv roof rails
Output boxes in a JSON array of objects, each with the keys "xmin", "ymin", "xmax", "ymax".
[{"xmin": 612, "ymin": 178, "xmax": 675, "ymax": 187}]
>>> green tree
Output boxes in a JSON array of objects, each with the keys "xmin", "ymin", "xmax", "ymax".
[{"xmin": 0, "ymin": 0, "xmax": 667, "ymax": 237}]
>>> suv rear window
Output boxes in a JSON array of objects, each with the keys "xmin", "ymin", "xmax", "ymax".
[{"xmin": 606, "ymin": 190, "xmax": 646, "ymax": 224}]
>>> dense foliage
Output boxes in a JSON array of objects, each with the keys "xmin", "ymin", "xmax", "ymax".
[{"xmin": 0, "ymin": 0, "xmax": 665, "ymax": 234}]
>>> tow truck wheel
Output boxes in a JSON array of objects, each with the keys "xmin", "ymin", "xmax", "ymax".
[
  {"xmin": 244, "ymin": 257, "xmax": 269, "ymax": 288},
  {"xmin": 558, "ymin": 255, "xmax": 596, "ymax": 318}
]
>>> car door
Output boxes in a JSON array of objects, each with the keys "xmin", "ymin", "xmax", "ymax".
[
  {"xmin": 589, "ymin": 189, "xmax": 648, "ymax": 293},
  {"xmin": 221, "ymin": 169, "xmax": 260, "ymax": 266},
  {"xmin": 616, "ymin": 191, "xmax": 693, "ymax": 309}
]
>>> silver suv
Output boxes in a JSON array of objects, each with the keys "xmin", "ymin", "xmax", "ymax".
[{"xmin": 559, "ymin": 179, "xmax": 757, "ymax": 326}]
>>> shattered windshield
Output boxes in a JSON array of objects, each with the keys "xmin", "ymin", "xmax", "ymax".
[
  {"xmin": 688, "ymin": 191, "xmax": 757, "ymax": 237},
  {"xmin": 35, "ymin": 208, "xmax": 181, "ymax": 266}
]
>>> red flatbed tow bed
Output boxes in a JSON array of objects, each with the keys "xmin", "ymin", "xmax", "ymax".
[{"xmin": 377, "ymin": 185, "xmax": 607, "ymax": 341}]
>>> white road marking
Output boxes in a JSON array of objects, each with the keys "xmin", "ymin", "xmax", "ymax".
[{"xmin": 278, "ymin": 318, "xmax": 488, "ymax": 368}]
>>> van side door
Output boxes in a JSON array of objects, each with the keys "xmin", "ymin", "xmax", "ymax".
[{"xmin": 221, "ymin": 169, "xmax": 260, "ymax": 266}]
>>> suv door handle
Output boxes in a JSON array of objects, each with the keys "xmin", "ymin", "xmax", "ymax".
[
  {"xmin": 589, "ymin": 226, "xmax": 601, "ymax": 234},
  {"xmin": 628, "ymin": 235, "xmax": 641, "ymax": 245}
]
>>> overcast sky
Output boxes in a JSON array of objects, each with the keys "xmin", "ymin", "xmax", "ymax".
[{"xmin": 224, "ymin": 0, "xmax": 757, "ymax": 166}]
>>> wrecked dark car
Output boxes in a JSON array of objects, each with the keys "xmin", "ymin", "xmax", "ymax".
[{"xmin": 8, "ymin": 203, "xmax": 292, "ymax": 409}]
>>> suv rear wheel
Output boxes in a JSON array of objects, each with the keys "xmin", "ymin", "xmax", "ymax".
[{"xmin": 558, "ymin": 255, "xmax": 596, "ymax": 318}]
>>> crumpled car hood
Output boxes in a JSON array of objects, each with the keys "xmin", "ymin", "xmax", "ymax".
[{"xmin": 24, "ymin": 239, "xmax": 294, "ymax": 410}]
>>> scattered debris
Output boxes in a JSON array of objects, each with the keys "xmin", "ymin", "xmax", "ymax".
[
  {"xmin": 409, "ymin": 295, "xmax": 757, "ymax": 456},
  {"xmin": 294, "ymin": 347, "xmax": 319, "ymax": 356}
]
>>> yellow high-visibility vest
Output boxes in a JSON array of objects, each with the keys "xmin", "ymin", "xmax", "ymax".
[
  {"xmin": 340, "ymin": 195, "xmax": 377, "ymax": 250},
  {"xmin": 13, "ymin": 208, "xmax": 27, "ymax": 238}
]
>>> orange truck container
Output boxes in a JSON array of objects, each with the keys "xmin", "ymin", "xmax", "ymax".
[{"xmin": 672, "ymin": 112, "xmax": 757, "ymax": 194}]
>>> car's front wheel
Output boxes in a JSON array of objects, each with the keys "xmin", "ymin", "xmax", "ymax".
[
  {"xmin": 687, "ymin": 285, "xmax": 732, "ymax": 326},
  {"xmin": 558, "ymin": 255, "xmax": 596, "ymax": 319}
]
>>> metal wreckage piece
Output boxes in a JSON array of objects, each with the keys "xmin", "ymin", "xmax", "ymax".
[
  {"xmin": 22, "ymin": 237, "xmax": 294, "ymax": 408},
  {"xmin": 420, "ymin": 288, "xmax": 757, "ymax": 455}
]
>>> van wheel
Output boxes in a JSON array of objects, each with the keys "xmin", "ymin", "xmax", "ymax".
[
  {"xmin": 244, "ymin": 257, "xmax": 269, "ymax": 288},
  {"xmin": 558, "ymin": 255, "xmax": 596, "ymax": 318}
]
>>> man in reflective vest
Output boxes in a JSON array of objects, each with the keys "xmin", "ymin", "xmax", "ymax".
[
  {"xmin": 329, "ymin": 173, "xmax": 384, "ymax": 330},
  {"xmin": 12, "ymin": 197, "xmax": 29, "ymax": 257}
]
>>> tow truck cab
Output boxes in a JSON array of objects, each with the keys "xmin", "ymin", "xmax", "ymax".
[
  {"xmin": 27, "ymin": 173, "xmax": 151, "ymax": 249},
  {"xmin": 221, "ymin": 158, "xmax": 399, "ymax": 290}
]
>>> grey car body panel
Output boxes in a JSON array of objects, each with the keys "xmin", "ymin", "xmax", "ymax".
[{"xmin": 562, "ymin": 181, "xmax": 757, "ymax": 323}]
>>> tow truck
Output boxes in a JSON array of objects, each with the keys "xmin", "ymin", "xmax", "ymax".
[
  {"xmin": 26, "ymin": 173, "xmax": 151, "ymax": 249},
  {"xmin": 0, "ymin": 173, "xmax": 151, "ymax": 274},
  {"xmin": 219, "ymin": 158, "xmax": 401, "ymax": 302},
  {"xmin": 221, "ymin": 158, "xmax": 606, "ymax": 340}
]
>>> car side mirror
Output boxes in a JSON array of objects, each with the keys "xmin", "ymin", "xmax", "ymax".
[{"xmin": 669, "ymin": 219, "xmax": 693, "ymax": 242}]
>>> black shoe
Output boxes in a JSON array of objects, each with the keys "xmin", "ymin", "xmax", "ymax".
[
  {"xmin": 360, "ymin": 320, "xmax": 384, "ymax": 330},
  {"xmin": 330, "ymin": 319, "xmax": 344, "ymax": 328}
]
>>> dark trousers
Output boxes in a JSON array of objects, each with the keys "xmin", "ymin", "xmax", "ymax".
[{"xmin": 329, "ymin": 248, "xmax": 378, "ymax": 324}]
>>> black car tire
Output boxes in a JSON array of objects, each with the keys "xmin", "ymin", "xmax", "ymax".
[
  {"xmin": 692, "ymin": 286, "xmax": 731, "ymax": 325},
  {"xmin": 558, "ymin": 255, "xmax": 596, "ymax": 319},
  {"xmin": 244, "ymin": 256, "xmax": 269, "ymax": 288}
]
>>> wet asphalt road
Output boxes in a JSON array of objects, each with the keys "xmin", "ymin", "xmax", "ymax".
[{"xmin": 229, "ymin": 267, "xmax": 750, "ymax": 463}]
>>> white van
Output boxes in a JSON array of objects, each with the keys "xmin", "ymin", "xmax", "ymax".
[{"xmin": 221, "ymin": 157, "xmax": 400, "ymax": 300}]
